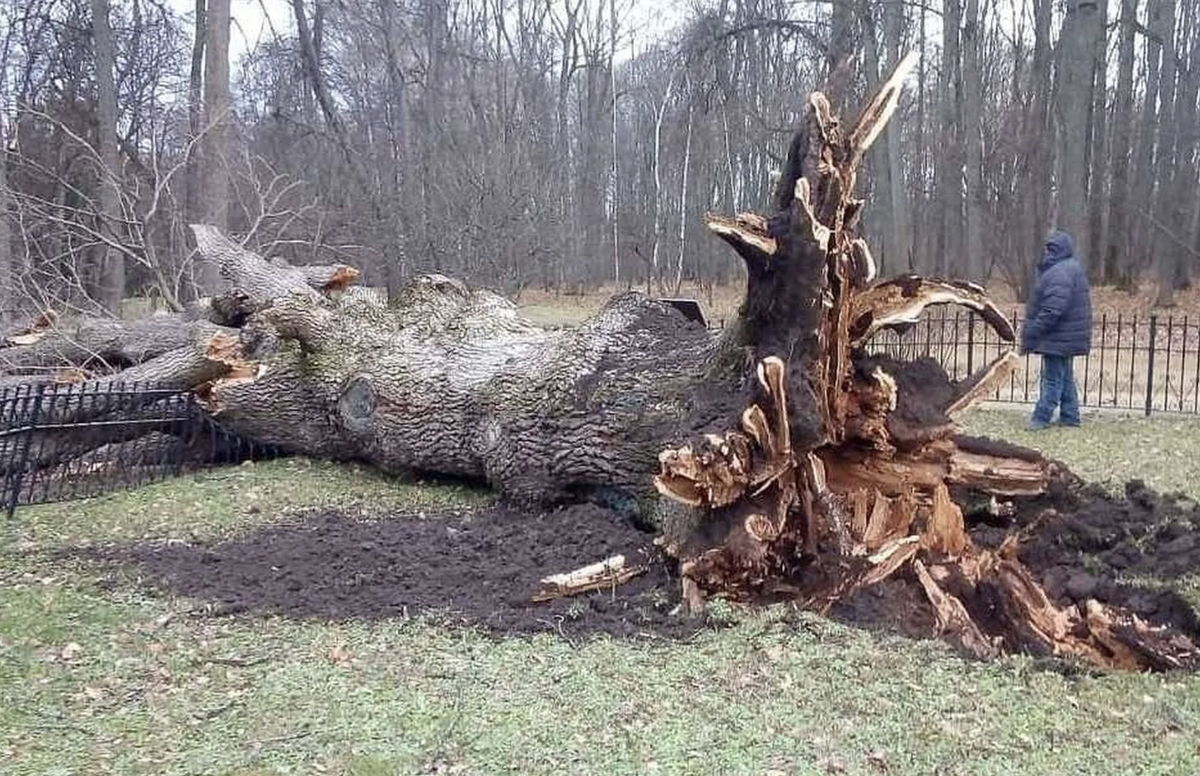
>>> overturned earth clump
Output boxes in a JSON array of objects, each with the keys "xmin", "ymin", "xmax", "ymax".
[
  {"xmin": 97, "ymin": 503, "xmax": 694, "ymax": 639},
  {"xmin": 82, "ymin": 489, "xmax": 1199, "ymax": 661},
  {"xmin": 7, "ymin": 56, "xmax": 1200, "ymax": 670}
]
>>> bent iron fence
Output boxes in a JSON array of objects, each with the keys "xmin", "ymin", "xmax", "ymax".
[{"xmin": 0, "ymin": 380, "xmax": 280, "ymax": 517}]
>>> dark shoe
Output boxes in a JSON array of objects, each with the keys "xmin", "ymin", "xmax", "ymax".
[{"xmin": 1056, "ymin": 420, "xmax": 1081, "ymax": 428}]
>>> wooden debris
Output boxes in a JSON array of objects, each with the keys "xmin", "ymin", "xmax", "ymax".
[
  {"xmin": 651, "ymin": 55, "xmax": 1199, "ymax": 672},
  {"xmin": 913, "ymin": 560, "xmax": 999, "ymax": 660},
  {"xmin": 531, "ymin": 555, "xmax": 647, "ymax": 602}
]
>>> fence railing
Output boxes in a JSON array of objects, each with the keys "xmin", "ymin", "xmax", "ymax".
[
  {"xmin": 0, "ymin": 380, "xmax": 280, "ymax": 517},
  {"xmin": 859, "ymin": 310, "xmax": 1200, "ymax": 415}
]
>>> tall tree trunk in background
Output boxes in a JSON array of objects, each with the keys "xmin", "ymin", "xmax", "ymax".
[
  {"xmin": 939, "ymin": 0, "xmax": 963, "ymax": 276},
  {"xmin": 1086, "ymin": 0, "xmax": 1109, "ymax": 278},
  {"xmin": 553, "ymin": 0, "xmax": 581, "ymax": 289},
  {"xmin": 379, "ymin": 0, "xmax": 410, "ymax": 297},
  {"xmin": 1132, "ymin": 0, "xmax": 1165, "ymax": 278},
  {"xmin": 962, "ymin": 0, "xmax": 984, "ymax": 281},
  {"xmin": 185, "ymin": 0, "xmax": 206, "ymax": 232},
  {"xmin": 826, "ymin": 0, "xmax": 856, "ymax": 113},
  {"xmin": 1172, "ymin": 98, "xmax": 1200, "ymax": 290},
  {"xmin": 609, "ymin": 0, "xmax": 620, "ymax": 286},
  {"xmin": 915, "ymin": 3, "xmax": 932, "ymax": 274},
  {"xmin": 1055, "ymin": 0, "xmax": 1098, "ymax": 260},
  {"xmin": 1105, "ymin": 0, "xmax": 1138, "ymax": 284},
  {"xmin": 91, "ymin": 0, "xmax": 125, "ymax": 315},
  {"xmin": 862, "ymin": 6, "xmax": 892, "ymax": 272},
  {"xmin": 882, "ymin": 1, "xmax": 912, "ymax": 275},
  {"xmin": 578, "ymin": 37, "xmax": 610, "ymax": 287},
  {"xmin": 651, "ymin": 70, "xmax": 676, "ymax": 292},
  {"xmin": 1176, "ymin": 8, "xmax": 1200, "ymax": 290},
  {"xmin": 1152, "ymin": 0, "xmax": 1180, "ymax": 305},
  {"xmin": 1020, "ymin": 0, "xmax": 1053, "ymax": 300},
  {"xmin": 0, "ymin": 108, "xmax": 12, "ymax": 322},
  {"xmin": 199, "ymin": 0, "xmax": 231, "ymax": 293},
  {"xmin": 674, "ymin": 100, "xmax": 693, "ymax": 293}
]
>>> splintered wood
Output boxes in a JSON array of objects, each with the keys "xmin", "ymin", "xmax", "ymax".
[
  {"xmin": 657, "ymin": 354, "xmax": 1199, "ymax": 671},
  {"xmin": 651, "ymin": 54, "xmax": 1198, "ymax": 672},
  {"xmin": 531, "ymin": 555, "xmax": 647, "ymax": 602}
]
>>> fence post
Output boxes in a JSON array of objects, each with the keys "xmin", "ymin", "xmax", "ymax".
[
  {"xmin": 1145, "ymin": 315, "xmax": 1158, "ymax": 417},
  {"xmin": 966, "ymin": 311, "xmax": 975, "ymax": 376},
  {"xmin": 7, "ymin": 383, "xmax": 47, "ymax": 518}
]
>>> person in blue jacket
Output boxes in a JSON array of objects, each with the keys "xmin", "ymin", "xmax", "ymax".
[{"xmin": 1021, "ymin": 229, "xmax": 1093, "ymax": 430}]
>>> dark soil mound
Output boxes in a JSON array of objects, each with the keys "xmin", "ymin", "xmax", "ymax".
[
  {"xmin": 80, "ymin": 479, "xmax": 1200, "ymax": 653},
  {"xmin": 971, "ymin": 480, "xmax": 1200, "ymax": 636},
  {"xmin": 100, "ymin": 503, "xmax": 707, "ymax": 640}
]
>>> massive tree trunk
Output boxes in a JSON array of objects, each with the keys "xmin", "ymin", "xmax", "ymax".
[{"xmin": 3, "ymin": 62, "xmax": 1195, "ymax": 672}]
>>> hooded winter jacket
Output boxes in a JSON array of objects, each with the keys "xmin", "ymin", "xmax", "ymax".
[{"xmin": 1022, "ymin": 230, "xmax": 1093, "ymax": 356}]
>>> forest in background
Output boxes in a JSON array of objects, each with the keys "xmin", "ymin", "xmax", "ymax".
[{"xmin": 0, "ymin": 0, "xmax": 1196, "ymax": 320}]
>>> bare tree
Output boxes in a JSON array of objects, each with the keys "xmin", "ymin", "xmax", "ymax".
[
  {"xmin": 1105, "ymin": 0, "xmax": 1138, "ymax": 284},
  {"xmin": 185, "ymin": 0, "xmax": 206, "ymax": 228},
  {"xmin": 1152, "ymin": 0, "xmax": 1181, "ymax": 304},
  {"xmin": 199, "ymin": 0, "xmax": 231, "ymax": 292},
  {"xmin": 938, "ymin": 0, "xmax": 962, "ymax": 276},
  {"xmin": 1055, "ymin": 0, "xmax": 1100, "ymax": 259},
  {"xmin": 961, "ymin": 0, "xmax": 984, "ymax": 280},
  {"xmin": 90, "ymin": 0, "xmax": 124, "ymax": 314},
  {"xmin": 0, "ymin": 104, "xmax": 12, "ymax": 322},
  {"xmin": 1086, "ymin": 0, "xmax": 1109, "ymax": 278}
]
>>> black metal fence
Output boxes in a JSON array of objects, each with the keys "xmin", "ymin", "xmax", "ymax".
[
  {"xmin": 863, "ymin": 310, "xmax": 1200, "ymax": 415},
  {"xmin": 1, "ymin": 380, "xmax": 280, "ymax": 517}
]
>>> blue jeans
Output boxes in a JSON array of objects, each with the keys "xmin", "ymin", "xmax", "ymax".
[{"xmin": 1032, "ymin": 354, "xmax": 1081, "ymax": 426}]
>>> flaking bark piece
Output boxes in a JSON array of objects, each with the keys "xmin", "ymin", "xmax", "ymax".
[
  {"xmin": 704, "ymin": 212, "xmax": 777, "ymax": 271},
  {"xmin": 848, "ymin": 276, "xmax": 1015, "ymax": 345}
]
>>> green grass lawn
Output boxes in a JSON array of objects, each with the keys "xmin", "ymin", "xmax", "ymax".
[{"xmin": 2, "ymin": 415, "xmax": 1200, "ymax": 775}]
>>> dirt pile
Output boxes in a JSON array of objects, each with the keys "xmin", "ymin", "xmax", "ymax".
[
  {"xmin": 83, "ymin": 480, "xmax": 1200, "ymax": 657},
  {"xmin": 977, "ymin": 480, "xmax": 1200, "ymax": 635},
  {"xmin": 104, "ymin": 503, "xmax": 703, "ymax": 639}
]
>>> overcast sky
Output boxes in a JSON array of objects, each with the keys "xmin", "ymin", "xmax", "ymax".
[{"xmin": 176, "ymin": 0, "xmax": 687, "ymax": 68}]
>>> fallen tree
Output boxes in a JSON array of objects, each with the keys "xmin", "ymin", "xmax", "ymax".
[{"xmin": 1, "ymin": 57, "xmax": 1196, "ymax": 671}]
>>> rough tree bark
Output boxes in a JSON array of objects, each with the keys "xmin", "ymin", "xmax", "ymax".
[
  {"xmin": 1056, "ymin": 0, "xmax": 1100, "ymax": 258},
  {"xmin": 90, "ymin": 0, "xmax": 125, "ymax": 314},
  {"xmin": 2, "ymin": 62, "xmax": 1195, "ymax": 672},
  {"xmin": 0, "ymin": 103, "xmax": 13, "ymax": 323},
  {"xmin": 1104, "ymin": 0, "xmax": 1138, "ymax": 284},
  {"xmin": 198, "ymin": 0, "xmax": 231, "ymax": 294}
]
